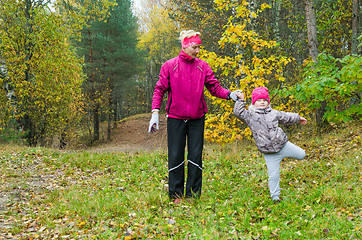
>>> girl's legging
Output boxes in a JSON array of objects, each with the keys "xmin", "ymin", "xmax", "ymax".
[
  {"xmin": 167, "ymin": 116, "xmax": 205, "ymax": 199},
  {"xmin": 263, "ymin": 141, "xmax": 305, "ymax": 200}
]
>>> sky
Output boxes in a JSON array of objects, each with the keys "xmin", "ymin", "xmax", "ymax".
[{"xmin": 132, "ymin": 0, "xmax": 143, "ymax": 12}]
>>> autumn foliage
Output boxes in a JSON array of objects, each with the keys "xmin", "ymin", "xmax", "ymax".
[
  {"xmin": 0, "ymin": 0, "xmax": 360, "ymax": 146},
  {"xmin": 199, "ymin": 1, "xmax": 292, "ymax": 143},
  {"xmin": 0, "ymin": 0, "xmax": 84, "ymax": 146}
]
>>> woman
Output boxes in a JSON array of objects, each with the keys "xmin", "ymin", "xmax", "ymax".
[{"xmin": 148, "ymin": 30, "xmax": 240, "ymax": 203}]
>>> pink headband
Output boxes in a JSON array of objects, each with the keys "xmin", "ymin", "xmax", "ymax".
[{"xmin": 182, "ymin": 35, "xmax": 201, "ymax": 48}]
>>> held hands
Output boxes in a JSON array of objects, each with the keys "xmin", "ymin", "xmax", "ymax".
[
  {"xmin": 300, "ymin": 117, "xmax": 307, "ymax": 125},
  {"xmin": 148, "ymin": 112, "xmax": 159, "ymax": 133},
  {"xmin": 229, "ymin": 90, "xmax": 243, "ymax": 101},
  {"xmin": 235, "ymin": 91, "xmax": 245, "ymax": 100}
]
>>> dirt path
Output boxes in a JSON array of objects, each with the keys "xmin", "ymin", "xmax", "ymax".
[{"xmin": 88, "ymin": 113, "xmax": 168, "ymax": 153}]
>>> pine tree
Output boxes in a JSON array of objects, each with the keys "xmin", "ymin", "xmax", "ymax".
[
  {"xmin": 95, "ymin": 0, "xmax": 142, "ymax": 140},
  {"xmin": 77, "ymin": 0, "xmax": 141, "ymax": 142}
]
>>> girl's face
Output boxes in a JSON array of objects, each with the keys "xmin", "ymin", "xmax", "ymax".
[
  {"xmin": 183, "ymin": 44, "xmax": 201, "ymax": 59},
  {"xmin": 254, "ymin": 99, "xmax": 269, "ymax": 108}
]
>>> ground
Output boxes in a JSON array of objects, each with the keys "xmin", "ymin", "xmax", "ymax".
[
  {"xmin": 0, "ymin": 114, "xmax": 168, "ymax": 235},
  {"xmin": 88, "ymin": 113, "xmax": 168, "ymax": 153},
  {"xmin": 1, "ymin": 117, "xmax": 361, "ymax": 238}
]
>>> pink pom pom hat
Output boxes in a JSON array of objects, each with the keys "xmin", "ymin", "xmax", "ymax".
[{"xmin": 252, "ymin": 87, "xmax": 270, "ymax": 105}]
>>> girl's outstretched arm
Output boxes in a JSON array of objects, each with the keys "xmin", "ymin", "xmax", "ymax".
[{"xmin": 300, "ymin": 117, "xmax": 307, "ymax": 125}]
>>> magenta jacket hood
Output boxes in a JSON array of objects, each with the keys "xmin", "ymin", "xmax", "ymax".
[{"xmin": 152, "ymin": 52, "xmax": 230, "ymax": 119}]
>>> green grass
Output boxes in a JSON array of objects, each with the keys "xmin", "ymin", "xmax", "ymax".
[{"xmin": 0, "ymin": 123, "xmax": 361, "ymax": 239}]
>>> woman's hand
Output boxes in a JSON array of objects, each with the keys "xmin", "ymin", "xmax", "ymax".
[
  {"xmin": 148, "ymin": 112, "xmax": 159, "ymax": 133},
  {"xmin": 229, "ymin": 90, "xmax": 243, "ymax": 101}
]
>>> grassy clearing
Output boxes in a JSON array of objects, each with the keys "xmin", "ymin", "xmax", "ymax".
[{"xmin": 0, "ymin": 122, "xmax": 361, "ymax": 239}]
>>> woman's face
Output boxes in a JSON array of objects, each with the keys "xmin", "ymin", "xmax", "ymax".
[
  {"xmin": 254, "ymin": 99, "xmax": 269, "ymax": 108},
  {"xmin": 183, "ymin": 44, "xmax": 201, "ymax": 59}
]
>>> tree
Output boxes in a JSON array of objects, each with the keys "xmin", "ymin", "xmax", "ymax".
[
  {"xmin": 0, "ymin": 0, "xmax": 84, "ymax": 146},
  {"xmin": 138, "ymin": 0, "xmax": 180, "ymax": 112},
  {"xmin": 288, "ymin": 54, "xmax": 361, "ymax": 124},
  {"xmin": 351, "ymin": 0, "xmax": 360, "ymax": 55},
  {"xmin": 286, "ymin": 1, "xmax": 362, "ymax": 127},
  {"xmin": 162, "ymin": 0, "xmax": 361, "ymax": 138},
  {"xmin": 94, "ymin": 0, "xmax": 142, "ymax": 140},
  {"xmin": 315, "ymin": 0, "xmax": 354, "ymax": 58},
  {"xmin": 304, "ymin": 0, "xmax": 319, "ymax": 61},
  {"xmin": 198, "ymin": 0, "xmax": 292, "ymax": 143},
  {"xmin": 304, "ymin": 0, "xmax": 328, "ymax": 129},
  {"xmin": 60, "ymin": 0, "xmax": 115, "ymax": 142},
  {"xmin": 351, "ymin": 0, "xmax": 360, "ymax": 106},
  {"xmin": 66, "ymin": 0, "xmax": 141, "ymax": 142},
  {"xmin": 167, "ymin": 0, "xmax": 230, "ymax": 53}
]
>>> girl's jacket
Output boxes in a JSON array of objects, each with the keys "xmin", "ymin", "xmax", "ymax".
[
  {"xmin": 152, "ymin": 52, "xmax": 230, "ymax": 119},
  {"xmin": 233, "ymin": 100, "xmax": 301, "ymax": 153}
]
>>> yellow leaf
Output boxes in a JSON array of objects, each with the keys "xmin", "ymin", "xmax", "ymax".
[{"xmin": 77, "ymin": 221, "xmax": 86, "ymax": 226}]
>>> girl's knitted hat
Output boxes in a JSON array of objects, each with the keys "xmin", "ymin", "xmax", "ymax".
[{"xmin": 252, "ymin": 87, "xmax": 270, "ymax": 105}]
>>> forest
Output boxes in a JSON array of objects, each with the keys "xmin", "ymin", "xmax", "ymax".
[
  {"xmin": 0, "ymin": 1, "xmax": 361, "ymax": 239},
  {"xmin": 0, "ymin": 0, "xmax": 360, "ymax": 147}
]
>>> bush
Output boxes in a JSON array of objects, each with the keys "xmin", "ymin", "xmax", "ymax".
[
  {"xmin": 287, "ymin": 54, "xmax": 361, "ymax": 124},
  {"xmin": 0, "ymin": 118, "xmax": 26, "ymax": 144}
]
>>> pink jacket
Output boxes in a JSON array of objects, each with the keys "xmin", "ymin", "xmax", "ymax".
[{"xmin": 152, "ymin": 52, "xmax": 231, "ymax": 119}]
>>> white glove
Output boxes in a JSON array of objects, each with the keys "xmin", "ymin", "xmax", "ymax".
[
  {"xmin": 229, "ymin": 90, "xmax": 243, "ymax": 101},
  {"xmin": 148, "ymin": 113, "xmax": 159, "ymax": 133}
]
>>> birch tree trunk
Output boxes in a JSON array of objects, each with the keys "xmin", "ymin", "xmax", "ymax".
[
  {"xmin": 351, "ymin": 0, "xmax": 360, "ymax": 106},
  {"xmin": 304, "ymin": 0, "xmax": 319, "ymax": 61},
  {"xmin": 274, "ymin": 0, "xmax": 282, "ymax": 43},
  {"xmin": 351, "ymin": 0, "xmax": 360, "ymax": 55},
  {"xmin": 304, "ymin": 0, "xmax": 328, "ymax": 129}
]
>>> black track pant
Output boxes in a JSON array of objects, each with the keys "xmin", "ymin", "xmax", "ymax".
[{"xmin": 167, "ymin": 116, "xmax": 205, "ymax": 199}]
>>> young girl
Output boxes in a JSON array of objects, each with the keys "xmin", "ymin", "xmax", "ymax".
[{"xmin": 233, "ymin": 87, "xmax": 307, "ymax": 202}]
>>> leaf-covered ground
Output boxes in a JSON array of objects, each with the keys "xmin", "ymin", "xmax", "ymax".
[
  {"xmin": 0, "ymin": 120, "xmax": 361, "ymax": 239},
  {"xmin": 88, "ymin": 114, "xmax": 167, "ymax": 153}
]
